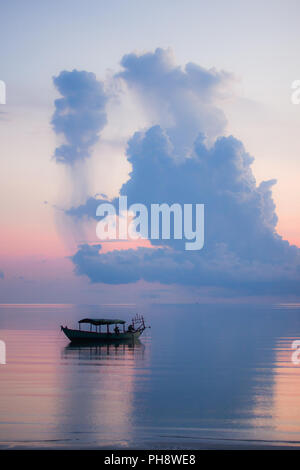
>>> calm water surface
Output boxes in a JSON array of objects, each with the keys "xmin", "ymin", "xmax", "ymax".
[{"xmin": 1, "ymin": 303, "xmax": 300, "ymax": 449}]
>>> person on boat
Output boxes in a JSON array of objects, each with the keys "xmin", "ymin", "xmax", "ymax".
[
  {"xmin": 127, "ymin": 324, "xmax": 134, "ymax": 332},
  {"xmin": 114, "ymin": 325, "xmax": 120, "ymax": 335}
]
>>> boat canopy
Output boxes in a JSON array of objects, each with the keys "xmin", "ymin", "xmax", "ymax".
[{"xmin": 78, "ymin": 318, "xmax": 126, "ymax": 326}]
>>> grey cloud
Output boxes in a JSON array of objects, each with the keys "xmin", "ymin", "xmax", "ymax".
[{"xmin": 52, "ymin": 70, "xmax": 108, "ymax": 164}]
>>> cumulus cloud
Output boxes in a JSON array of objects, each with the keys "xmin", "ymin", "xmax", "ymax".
[
  {"xmin": 121, "ymin": 126, "xmax": 295, "ymax": 263},
  {"xmin": 61, "ymin": 49, "xmax": 300, "ymax": 297},
  {"xmin": 117, "ymin": 48, "xmax": 231, "ymax": 156},
  {"xmin": 71, "ymin": 126, "xmax": 300, "ymax": 295},
  {"xmin": 52, "ymin": 70, "xmax": 107, "ymax": 164},
  {"xmin": 66, "ymin": 196, "xmax": 109, "ymax": 219}
]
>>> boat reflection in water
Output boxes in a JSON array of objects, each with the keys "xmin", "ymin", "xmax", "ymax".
[
  {"xmin": 63, "ymin": 338, "xmax": 145, "ymax": 359},
  {"xmin": 58, "ymin": 336, "xmax": 148, "ymax": 448}
]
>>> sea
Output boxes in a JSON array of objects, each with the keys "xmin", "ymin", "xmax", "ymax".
[{"xmin": 1, "ymin": 302, "xmax": 300, "ymax": 449}]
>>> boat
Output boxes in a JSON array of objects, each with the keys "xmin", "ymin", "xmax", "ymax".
[{"xmin": 61, "ymin": 314, "xmax": 149, "ymax": 343}]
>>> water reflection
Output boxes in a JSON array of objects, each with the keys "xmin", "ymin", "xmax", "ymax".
[
  {"xmin": 272, "ymin": 336, "xmax": 300, "ymax": 438},
  {"xmin": 63, "ymin": 339, "xmax": 144, "ymax": 360},
  {"xmin": 0, "ymin": 330, "xmax": 63, "ymax": 446},
  {"xmin": 57, "ymin": 339, "xmax": 148, "ymax": 447},
  {"xmin": 1, "ymin": 304, "xmax": 300, "ymax": 448}
]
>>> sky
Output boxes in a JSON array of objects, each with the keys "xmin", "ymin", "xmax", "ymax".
[{"xmin": 0, "ymin": 0, "xmax": 300, "ymax": 304}]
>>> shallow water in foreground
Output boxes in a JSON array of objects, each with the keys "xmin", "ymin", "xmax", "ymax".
[{"xmin": 1, "ymin": 303, "xmax": 300, "ymax": 449}]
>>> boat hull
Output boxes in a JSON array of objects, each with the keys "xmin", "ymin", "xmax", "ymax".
[{"xmin": 61, "ymin": 326, "xmax": 142, "ymax": 343}]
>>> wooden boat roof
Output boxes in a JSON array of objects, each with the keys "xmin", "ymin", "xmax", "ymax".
[{"xmin": 78, "ymin": 318, "xmax": 126, "ymax": 325}]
